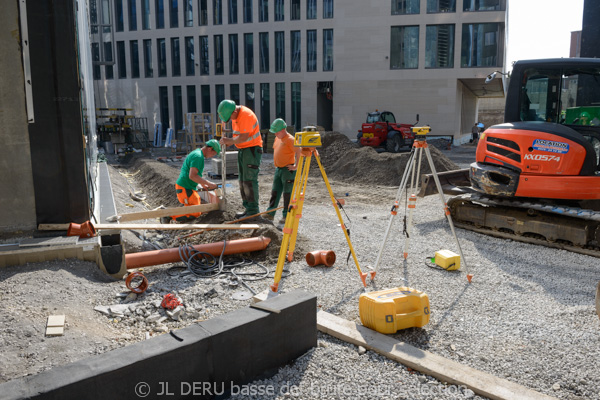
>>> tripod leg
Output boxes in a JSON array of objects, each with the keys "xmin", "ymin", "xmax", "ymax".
[
  {"xmin": 423, "ymin": 145, "xmax": 471, "ymax": 281},
  {"xmin": 286, "ymin": 153, "xmax": 312, "ymax": 262},
  {"xmin": 403, "ymin": 146, "xmax": 424, "ymax": 259},
  {"xmin": 314, "ymin": 154, "xmax": 369, "ymax": 287},
  {"xmin": 373, "ymin": 147, "xmax": 418, "ymax": 273},
  {"xmin": 271, "ymin": 154, "xmax": 308, "ymax": 292}
]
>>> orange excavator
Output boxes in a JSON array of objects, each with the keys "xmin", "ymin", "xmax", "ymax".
[{"xmin": 421, "ymin": 58, "xmax": 600, "ymax": 257}]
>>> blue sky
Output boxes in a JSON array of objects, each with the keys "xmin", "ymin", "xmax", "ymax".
[{"xmin": 506, "ymin": 0, "xmax": 584, "ymax": 70}]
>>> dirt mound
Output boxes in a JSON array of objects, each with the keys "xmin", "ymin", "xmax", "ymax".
[{"xmin": 317, "ymin": 131, "xmax": 459, "ymax": 187}]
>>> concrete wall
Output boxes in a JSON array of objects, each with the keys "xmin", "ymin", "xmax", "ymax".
[{"xmin": 0, "ymin": 0, "xmax": 37, "ymax": 233}]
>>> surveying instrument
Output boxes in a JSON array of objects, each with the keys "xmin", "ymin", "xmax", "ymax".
[
  {"xmin": 270, "ymin": 127, "xmax": 374, "ymax": 293},
  {"xmin": 373, "ymin": 126, "xmax": 472, "ymax": 282}
]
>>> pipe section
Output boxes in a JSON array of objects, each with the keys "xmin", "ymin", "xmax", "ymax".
[
  {"xmin": 305, "ymin": 250, "xmax": 336, "ymax": 267},
  {"xmin": 125, "ymin": 236, "xmax": 271, "ymax": 269}
]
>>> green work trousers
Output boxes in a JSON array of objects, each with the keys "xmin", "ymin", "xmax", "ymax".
[
  {"xmin": 238, "ymin": 146, "xmax": 262, "ymax": 215},
  {"xmin": 267, "ymin": 167, "xmax": 296, "ymax": 218}
]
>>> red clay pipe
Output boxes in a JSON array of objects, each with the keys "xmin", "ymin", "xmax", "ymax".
[
  {"xmin": 125, "ymin": 236, "xmax": 271, "ymax": 269},
  {"xmin": 306, "ymin": 250, "xmax": 336, "ymax": 267}
]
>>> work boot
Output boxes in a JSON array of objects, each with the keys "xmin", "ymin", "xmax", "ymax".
[
  {"xmin": 278, "ymin": 217, "xmax": 286, "ymax": 225},
  {"xmin": 235, "ymin": 211, "xmax": 247, "ymax": 219},
  {"xmin": 160, "ymin": 216, "xmax": 172, "ymax": 224},
  {"xmin": 263, "ymin": 213, "xmax": 274, "ymax": 221},
  {"xmin": 175, "ymin": 215, "xmax": 196, "ymax": 223}
]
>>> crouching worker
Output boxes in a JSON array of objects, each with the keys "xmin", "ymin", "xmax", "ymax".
[
  {"xmin": 264, "ymin": 118, "xmax": 301, "ymax": 226},
  {"xmin": 162, "ymin": 139, "xmax": 220, "ymax": 223}
]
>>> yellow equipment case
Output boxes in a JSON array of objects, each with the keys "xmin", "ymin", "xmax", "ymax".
[{"xmin": 359, "ymin": 287, "xmax": 430, "ymax": 334}]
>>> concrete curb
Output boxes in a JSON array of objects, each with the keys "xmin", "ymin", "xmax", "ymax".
[{"xmin": 0, "ymin": 290, "xmax": 317, "ymax": 400}]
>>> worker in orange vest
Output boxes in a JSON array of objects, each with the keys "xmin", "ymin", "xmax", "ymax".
[
  {"xmin": 264, "ymin": 118, "xmax": 301, "ymax": 227},
  {"xmin": 217, "ymin": 100, "xmax": 263, "ymax": 219}
]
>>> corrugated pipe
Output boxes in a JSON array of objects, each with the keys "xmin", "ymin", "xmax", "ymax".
[{"xmin": 125, "ymin": 236, "xmax": 271, "ymax": 269}]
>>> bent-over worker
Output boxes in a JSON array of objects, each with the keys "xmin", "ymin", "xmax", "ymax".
[{"xmin": 164, "ymin": 139, "xmax": 220, "ymax": 223}]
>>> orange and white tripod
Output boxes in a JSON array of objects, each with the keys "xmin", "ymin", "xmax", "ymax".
[
  {"xmin": 270, "ymin": 128, "xmax": 373, "ymax": 293},
  {"xmin": 373, "ymin": 127, "xmax": 472, "ymax": 282}
]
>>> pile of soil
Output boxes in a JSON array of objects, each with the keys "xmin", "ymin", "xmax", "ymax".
[{"xmin": 317, "ymin": 132, "xmax": 459, "ymax": 187}]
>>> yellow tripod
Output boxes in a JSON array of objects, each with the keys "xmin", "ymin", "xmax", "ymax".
[{"xmin": 270, "ymin": 128, "xmax": 373, "ymax": 293}]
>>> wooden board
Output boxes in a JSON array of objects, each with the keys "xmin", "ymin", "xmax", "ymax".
[
  {"xmin": 316, "ymin": 311, "xmax": 557, "ymax": 400},
  {"xmin": 38, "ymin": 223, "xmax": 260, "ymax": 231},
  {"xmin": 115, "ymin": 202, "xmax": 220, "ymax": 222}
]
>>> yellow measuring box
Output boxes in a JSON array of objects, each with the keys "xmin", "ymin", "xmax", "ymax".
[
  {"xmin": 435, "ymin": 249, "xmax": 460, "ymax": 270},
  {"xmin": 294, "ymin": 127, "xmax": 322, "ymax": 147},
  {"xmin": 359, "ymin": 287, "xmax": 430, "ymax": 334}
]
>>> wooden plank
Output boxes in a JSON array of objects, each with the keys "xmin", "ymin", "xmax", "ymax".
[
  {"xmin": 39, "ymin": 223, "xmax": 259, "ymax": 231},
  {"xmin": 116, "ymin": 202, "xmax": 220, "ymax": 222},
  {"xmin": 316, "ymin": 311, "xmax": 557, "ymax": 400}
]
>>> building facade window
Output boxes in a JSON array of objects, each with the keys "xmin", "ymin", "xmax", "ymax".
[
  {"xmin": 260, "ymin": 83, "xmax": 270, "ymax": 129},
  {"xmin": 104, "ymin": 40, "xmax": 114, "ymax": 79},
  {"xmin": 170, "ymin": 0, "xmax": 179, "ymax": 27},
  {"xmin": 157, "ymin": 38, "xmax": 167, "ymax": 76},
  {"xmin": 259, "ymin": 0, "xmax": 268, "ymax": 22},
  {"xmin": 275, "ymin": 31, "xmax": 284, "ymax": 73},
  {"xmin": 142, "ymin": 0, "xmax": 151, "ymax": 29},
  {"xmin": 156, "ymin": 0, "xmax": 165, "ymax": 28},
  {"xmin": 174, "ymin": 86, "xmax": 183, "ymax": 130},
  {"xmin": 291, "ymin": 31, "xmax": 301, "ymax": 72},
  {"xmin": 92, "ymin": 43, "xmax": 101, "ymax": 80},
  {"xmin": 199, "ymin": 0, "xmax": 208, "ymax": 25},
  {"xmin": 425, "ymin": 24, "xmax": 454, "ymax": 68},
  {"xmin": 214, "ymin": 0, "xmax": 223, "ymax": 24},
  {"xmin": 128, "ymin": 0, "xmax": 138, "ymax": 30},
  {"xmin": 228, "ymin": 0, "xmax": 238, "ymax": 23},
  {"xmin": 159, "ymin": 86, "xmax": 170, "ymax": 133},
  {"xmin": 275, "ymin": 0, "xmax": 284, "ymax": 21},
  {"xmin": 323, "ymin": 0, "xmax": 333, "ymax": 18},
  {"xmin": 201, "ymin": 85, "xmax": 211, "ymax": 112},
  {"xmin": 427, "ymin": 0, "xmax": 455, "ymax": 13},
  {"xmin": 215, "ymin": 84, "xmax": 225, "ymax": 108},
  {"xmin": 185, "ymin": 37, "xmax": 195, "ymax": 75},
  {"xmin": 461, "ymin": 23, "xmax": 500, "ymax": 67},
  {"xmin": 276, "ymin": 82, "xmax": 285, "ymax": 120},
  {"xmin": 291, "ymin": 82, "xmax": 301, "ymax": 131},
  {"xmin": 117, "ymin": 41, "xmax": 127, "ymax": 78},
  {"xmin": 105, "ymin": 64, "xmax": 114, "ymax": 79},
  {"xmin": 259, "ymin": 32, "xmax": 269, "ymax": 73},
  {"xmin": 307, "ymin": 30, "xmax": 317, "ymax": 72},
  {"xmin": 392, "ymin": 0, "xmax": 420, "ymax": 15},
  {"xmin": 244, "ymin": 33, "xmax": 254, "ymax": 73},
  {"xmin": 171, "ymin": 37, "xmax": 181, "ymax": 76},
  {"xmin": 187, "ymin": 85, "xmax": 197, "ymax": 113},
  {"xmin": 143, "ymin": 39, "xmax": 153, "ymax": 77},
  {"xmin": 200, "ymin": 35, "xmax": 210, "ymax": 75},
  {"xmin": 463, "ymin": 0, "xmax": 501, "ymax": 11},
  {"xmin": 115, "ymin": 0, "xmax": 124, "ymax": 32},
  {"xmin": 243, "ymin": 0, "xmax": 252, "ymax": 23},
  {"xmin": 184, "ymin": 0, "xmax": 193, "ymax": 26},
  {"xmin": 390, "ymin": 25, "xmax": 419, "ymax": 69},
  {"xmin": 323, "ymin": 29, "xmax": 333, "ymax": 71},
  {"xmin": 229, "ymin": 34, "xmax": 239, "ymax": 74},
  {"xmin": 290, "ymin": 0, "xmax": 300, "ymax": 20},
  {"xmin": 130, "ymin": 40, "xmax": 140, "ymax": 78},
  {"xmin": 214, "ymin": 35, "xmax": 224, "ymax": 74},
  {"xmin": 230, "ymin": 84, "xmax": 241, "ymax": 105},
  {"xmin": 307, "ymin": 0, "xmax": 316, "ymax": 19},
  {"xmin": 245, "ymin": 83, "xmax": 255, "ymax": 110}
]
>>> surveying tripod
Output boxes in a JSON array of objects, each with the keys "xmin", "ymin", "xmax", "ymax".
[
  {"xmin": 373, "ymin": 126, "xmax": 472, "ymax": 282},
  {"xmin": 270, "ymin": 128, "xmax": 374, "ymax": 293}
]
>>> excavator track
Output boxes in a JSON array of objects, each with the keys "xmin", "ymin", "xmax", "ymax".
[{"xmin": 447, "ymin": 193, "xmax": 600, "ymax": 258}]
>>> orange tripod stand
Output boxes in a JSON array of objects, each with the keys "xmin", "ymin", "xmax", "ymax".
[{"xmin": 270, "ymin": 128, "xmax": 373, "ymax": 293}]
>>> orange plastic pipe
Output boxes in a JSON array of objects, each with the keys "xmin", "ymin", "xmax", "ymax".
[
  {"xmin": 305, "ymin": 250, "xmax": 336, "ymax": 267},
  {"xmin": 125, "ymin": 236, "xmax": 271, "ymax": 269}
]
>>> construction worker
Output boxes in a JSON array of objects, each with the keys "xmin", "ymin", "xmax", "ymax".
[
  {"xmin": 217, "ymin": 100, "xmax": 263, "ymax": 219},
  {"xmin": 163, "ymin": 139, "xmax": 220, "ymax": 223},
  {"xmin": 264, "ymin": 118, "xmax": 301, "ymax": 226}
]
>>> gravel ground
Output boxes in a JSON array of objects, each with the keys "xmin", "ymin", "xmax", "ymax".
[{"xmin": 1, "ymin": 137, "xmax": 599, "ymax": 399}]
